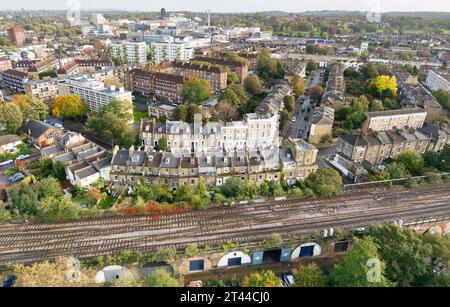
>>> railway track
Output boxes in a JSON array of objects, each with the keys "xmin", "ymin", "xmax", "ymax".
[{"xmin": 0, "ymin": 183, "xmax": 449, "ymax": 265}]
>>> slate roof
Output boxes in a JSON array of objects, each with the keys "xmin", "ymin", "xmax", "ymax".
[{"xmin": 22, "ymin": 119, "xmax": 62, "ymax": 139}]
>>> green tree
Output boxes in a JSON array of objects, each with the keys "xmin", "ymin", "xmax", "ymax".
[
  {"xmin": 10, "ymin": 184, "xmax": 39, "ymax": 215},
  {"xmin": 279, "ymin": 109, "xmax": 290, "ymax": 131},
  {"xmin": 87, "ymin": 99, "xmax": 135, "ymax": 146},
  {"xmin": 366, "ymin": 225, "xmax": 433, "ymax": 287},
  {"xmin": 306, "ymin": 60, "xmax": 316, "ymax": 73},
  {"xmin": 0, "ymin": 102, "xmax": 23, "ymax": 133},
  {"xmin": 262, "ymin": 233, "xmax": 283, "ymax": 249},
  {"xmin": 369, "ymin": 99, "xmax": 384, "ymax": 112},
  {"xmin": 227, "ymin": 71, "xmax": 239, "ymax": 84},
  {"xmin": 242, "ymin": 270, "xmax": 282, "ymax": 287},
  {"xmin": 13, "ymin": 95, "xmax": 48, "ymax": 121},
  {"xmin": 395, "ymin": 150, "xmax": 424, "ymax": 175},
  {"xmin": 238, "ymin": 181, "xmax": 259, "ymax": 199},
  {"xmin": 229, "ymin": 84, "xmax": 250, "ymax": 111},
  {"xmin": 388, "ymin": 162, "xmax": 410, "ymax": 179},
  {"xmin": 244, "ymin": 75, "xmax": 262, "ymax": 95},
  {"xmin": 343, "ymin": 112, "xmax": 367, "ymax": 130},
  {"xmin": 35, "ymin": 176, "xmax": 63, "ymax": 200},
  {"xmin": 219, "ymin": 88, "xmax": 240, "ymax": 106},
  {"xmin": 306, "ymin": 85, "xmax": 324, "ymax": 104},
  {"xmin": 293, "ymin": 263, "xmax": 328, "ymax": 287},
  {"xmin": 184, "ymin": 243, "xmax": 199, "ymax": 257},
  {"xmin": 156, "ymin": 137, "xmax": 168, "ymax": 151},
  {"xmin": 331, "ymin": 237, "xmax": 392, "ymax": 287},
  {"xmin": 351, "ymin": 96, "xmax": 370, "ymax": 113},
  {"xmin": 217, "ymin": 177, "xmax": 242, "ymax": 198},
  {"xmin": 36, "ymin": 197, "xmax": 80, "ymax": 222},
  {"xmin": 283, "ymin": 95, "xmax": 295, "ymax": 113},
  {"xmin": 433, "ymin": 89, "xmax": 449, "ymax": 111},
  {"xmin": 181, "ymin": 77, "xmax": 212, "ymax": 104},
  {"xmin": 143, "ymin": 269, "xmax": 184, "ymax": 287},
  {"xmin": 257, "ymin": 48, "xmax": 285, "ymax": 83},
  {"xmin": 306, "ymin": 167, "xmax": 342, "ymax": 196},
  {"xmin": 175, "ymin": 104, "xmax": 188, "ymax": 122}
]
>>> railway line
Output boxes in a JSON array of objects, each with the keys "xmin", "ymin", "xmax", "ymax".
[{"xmin": 0, "ymin": 183, "xmax": 449, "ymax": 265}]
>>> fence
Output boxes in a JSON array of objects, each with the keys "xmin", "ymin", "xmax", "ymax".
[{"xmin": 343, "ymin": 172, "xmax": 450, "ymax": 190}]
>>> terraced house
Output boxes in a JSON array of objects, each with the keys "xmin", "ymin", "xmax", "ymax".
[
  {"xmin": 334, "ymin": 125, "xmax": 450, "ymax": 177},
  {"xmin": 110, "ymin": 139, "xmax": 318, "ymax": 190}
]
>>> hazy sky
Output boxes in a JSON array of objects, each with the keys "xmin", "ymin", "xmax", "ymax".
[{"xmin": 1, "ymin": 0, "xmax": 450, "ymax": 12}]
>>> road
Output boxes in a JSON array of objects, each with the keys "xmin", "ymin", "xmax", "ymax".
[
  {"xmin": 0, "ymin": 183, "xmax": 449, "ymax": 265},
  {"xmin": 286, "ymin": 96, "xmax": 313, "ymax": 139}
]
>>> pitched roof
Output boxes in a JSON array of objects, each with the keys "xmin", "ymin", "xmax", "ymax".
[
  {"xmin": 0, "ymin": 135, "xmax": 21, "ymax": 146},
  {"xmin": 341, "ymin": 134, "xmax": 368, "ymax": 147},
  {"xmin": 22, "ymin": 119, "xmax": 62, "ymax": 139}
]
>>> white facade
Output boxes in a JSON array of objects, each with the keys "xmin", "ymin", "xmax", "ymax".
[
  {"xmin": 426, "ymin": 70, "xmax": 450, "ymax": 93},
  {"xmin": 150, "ymin": 42, "xmax": 194, "ymax": 64},
  {"xmin": 57, "ymin": 76, "xmax": 132, "ymax": 113},
  {"xmin": 290, "ymin": 242, "xmax": 322, "ymax": 259},
  {"xmin": 142, "ymin": 112, "xmax": 279, "ymax": 154},
  {"xmin": 110, "ymin": 42, "xmax": 147, "ymax": 64},
  {"xmin": 217, "ymin": 251, "xmax": 252, "ymax": 268}
]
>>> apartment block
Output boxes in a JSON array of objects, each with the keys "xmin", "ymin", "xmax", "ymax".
[
  {"xmin": 57, "ymin": 59, "xmax": 113, "ymax": 76},
  {"xmin": 7, "ymin": 26, "xmax": 26, "ymax": 46},
  {"xmin": 150, "ymin": 41, "xmax": 194, "ymax": 64},
  {"xmin": 110, "ymin": 42, "xmax": 147, "ymax": 65},
  {"xmin": 58, "ymin": 76, "xmax": 132, "ymax": 113},
  {"xmin": 125, "ymin": 69, "xmax": 185, "ymax": 104},
  {"xmin": 25, "ymin": 78, "xmax": 59, "ymax": 102},
  {"xmin": 170, "ymin": 62, "xmax": 227, "ymax": 91},
  {"xmin": 193, "ymin": 56, "xmax": 249, "ymax": 83},
  {"xmin": 426, "ymin": 70, "xmax": 450, "ymax": 93},
  {"xmin": 1, "ymin": 69, "xmax": 29, "ymax": 93}
]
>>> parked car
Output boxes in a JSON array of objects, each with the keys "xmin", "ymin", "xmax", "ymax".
[
  {"xmin": 304, "ymin": 116, "xmax": 309, "ymax": 121},
  {"xmin": 291, "ymin": 117, "xmax": 296, "ymax": 123},
  {"xmin": 8, "ymin": 172, "xmax": 25, "ymax": 184},
  {"xmin": 16, "ymin": 154, "xmax": 30, "ymax": 161},
  {"xmin": 0, "ymin": 160, "xmax": 13, "ymax": 167},
  {"xmin": 281, "ymin": 273, "xmax": 295, "ymax": 287}
]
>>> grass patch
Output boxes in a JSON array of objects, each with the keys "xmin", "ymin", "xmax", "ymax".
[
  {"xmin": 133, "ymin": 108, "xmax": 148, "ymax": 122},
  {"xmin": 97, "ymin": 195, "xmax": 115, "ymax": 209}
]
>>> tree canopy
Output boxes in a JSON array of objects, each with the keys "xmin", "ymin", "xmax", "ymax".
[
  {"xmin": 181, "ymin": 77, "xmax": 213, "ymax": 104},
  {"xmin": 52, "ymin": 95, "xmax": 88, "ymax": 118}
]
